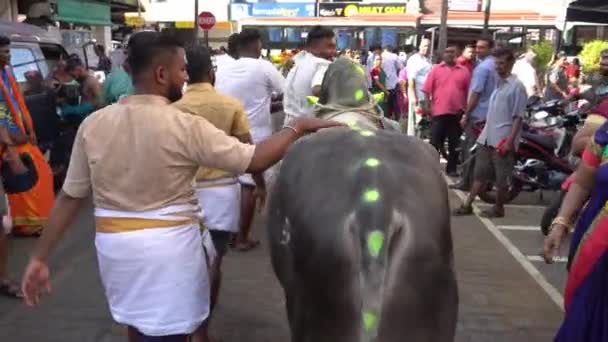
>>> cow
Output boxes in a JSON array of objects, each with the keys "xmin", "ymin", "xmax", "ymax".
[{"xmin": 267, "ymin": 58, "xmax": 458, "ymax": 342}]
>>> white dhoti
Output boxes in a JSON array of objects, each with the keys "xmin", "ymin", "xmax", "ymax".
[
  {"xmin": 94, "ymin": 205, "xmax": 211, "ymax": 336},
  {"xmin": 195, "ymin": 178, "xmax": 240, "ymax": 233}
]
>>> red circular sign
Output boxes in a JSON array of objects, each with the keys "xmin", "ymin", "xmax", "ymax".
[{"xmin": 198, "ymin": 11, "xmax": 216, "ymax": 30}]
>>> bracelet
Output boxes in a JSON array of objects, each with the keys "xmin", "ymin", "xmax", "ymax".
[
  {"xmin": 549, "ymin": 216, "xmax": 572, "ymax": 233},
  {"xmin": 282, "ymin": 125, "xmax": 299, "ymax": 135}
]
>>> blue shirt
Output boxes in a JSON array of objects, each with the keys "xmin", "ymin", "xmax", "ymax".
[
  {"xmin": 0, "ymin": 68, "xmax": 23, "ymax": 134},
  {"xmin": 469, "ymin": 55, "xmax": 498, "ymax": 121},
  {"xmin": 477, "ymin": 75, "xmax": 527, "ymax": 149}
]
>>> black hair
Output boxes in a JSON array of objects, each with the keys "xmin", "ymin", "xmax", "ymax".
[
  {"xmin": 306, "ymin": 25, "xmax": 335, "ymax": 47},
  {"xmin": 0, "ymin": 35, "xmax": 10, "ymax": 47},
  {"xmin": 127, "ymin": 32, "xmax": 184, "ymax": 80},
  {"xmin": 369, "ymin": 44, "xmax": 382, "ymax": 53},
  {"xmin": 186, "ymin": 45, "xmax": 213, "ymax": 84},
  {"xmin": 127, "ymin": 31, "xmax": 158, "ymax": 51},
  {"xmin": 477, "ymin": 36, "xmax": 495, "ymax": 49},
  {"xmin": 227, "ymin": 33, "xmax": 240, "ymax": 58},
  {"xmin": 238, "ymin": 29, "xmax": 261, "ymax": 50},
  {"xmin": 65, "ymin": 55, "xmax": 84, "ymax": 72},
  {"xmin": 493, "ymin": 46, "xmax": 515, "ymax": 63}
]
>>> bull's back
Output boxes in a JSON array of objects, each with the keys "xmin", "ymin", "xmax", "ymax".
[{"xmin": 268, "ymin": 128, "xmax": 457, "ymax": 342}]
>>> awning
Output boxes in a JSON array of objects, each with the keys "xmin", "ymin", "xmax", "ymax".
[
  {"xmin": 55, "ymin": 0, "xmax": 112, "ymax": 26},
  {"xmin": 111, "ymin": 0, "xmax": 145, "ymax": 13},
  {"xmin": 422, "ymin": 10, "xmax": 558, "ymax": 27},
  {"xmin": 567, "ymin": 0, "xmax": 608, "ymax": 23}
]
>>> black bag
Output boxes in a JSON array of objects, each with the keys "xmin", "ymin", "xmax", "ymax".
[{"xmin": 1, "ymin": 152, "xmax": 38, "ymax": 194}]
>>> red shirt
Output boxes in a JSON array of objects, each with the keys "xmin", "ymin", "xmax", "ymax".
[
  {"xmin": 457, "ymin": 56, "xmax": 475, "ymax": 74},
  {"xmin": 422, "ymin": 62, "xmax": 471, "ymax": 116}
]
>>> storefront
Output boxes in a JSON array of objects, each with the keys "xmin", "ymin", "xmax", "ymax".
[{"xmin": 238, "ymin": 1, "xmax": 418, "ymax": 50}]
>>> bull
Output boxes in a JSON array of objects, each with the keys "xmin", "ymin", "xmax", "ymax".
[{"xmin": 267, "ymin": 58, "xmax": 458, "ymax": 342}]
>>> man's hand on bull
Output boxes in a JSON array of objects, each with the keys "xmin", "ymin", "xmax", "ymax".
[{"xmin": 245, "ymin": 118, "xmax": 345, "ymax": 174}]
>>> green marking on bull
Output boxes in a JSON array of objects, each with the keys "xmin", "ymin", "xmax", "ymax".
[
  {"xmin": 354, "ymin": 89, "xmax": 365, "ymax": 101},
  {"xmin": 367, "ymin": 230, "xmax": 384, "ymax": 257},
  {"xmin": 365, "ymin": 158, "xmax": 380, "ymax": 168},
  {"xmin": 362, "ymin": 189, "xmax": 380, "ymax": 203},
  {"xmin": 307, "ymin": 96, "xmax": 319, "ymax": 105},
  {"xmin": 363, "ymin": 310, "xmax": 379, "ymax": 332},
  {"xmin": 360, "ymin": 130, "xmax": 375, "ymax": 137},
  {"xmin": 355, "ymin": 64, "xmax": 365, "ymax": 75}
]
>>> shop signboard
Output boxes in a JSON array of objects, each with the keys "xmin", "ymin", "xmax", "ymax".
[
  {"xmin": 318, "ymin": 2, "xmax": 407, "ymax": 17},
  {"xmin": 448, "ymin": 0, "xmax": 482, "ymax": 11},
  {"xmin": 250, "ymin": 3, "xmax": 316, "ymax": 17}
]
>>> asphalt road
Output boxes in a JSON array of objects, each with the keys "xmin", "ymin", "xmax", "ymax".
[{"xmin": 0, "ymin": 181, "xmax": 566, "ymax": 342}]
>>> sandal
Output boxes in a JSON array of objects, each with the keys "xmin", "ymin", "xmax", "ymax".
[
  {"xmin": 0, "ymin": 278, "xmax": 23, "ymax": 299},
  {"xmin": 236, "ymin": 239, "xmax": 260, "ymax": 252},
  {"xmin": 479, "ymin": 208, "xmax": 505, "ymax": 218},
  {"xmin": 452, "ymin": 205, "xmax": 473, "ymax": 216}
]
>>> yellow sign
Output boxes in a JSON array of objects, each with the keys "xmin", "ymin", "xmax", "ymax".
[
  {"xmin": 124, "ymin": 15, "xmax": 145, "ymax": 27},
  {"xmin": 175, "ymin": 21, "xmax": 194, "ymax": 29}
]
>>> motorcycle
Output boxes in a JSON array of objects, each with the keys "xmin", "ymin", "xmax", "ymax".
[{"xmin": 478, "ymin": 102, "xmax": 581, "ymax": 204}]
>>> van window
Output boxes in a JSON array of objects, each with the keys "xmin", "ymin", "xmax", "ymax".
[
  {"xmin": 40, "ymin": 43, "xmax": 68, "ymax": 73},
  {"xmin": 11, "ymin": 48, "xmax": 40, "ymax": 82},
  {"xmin": 10, "ymin": 47, "xmax": 45, "ymax": 96}
]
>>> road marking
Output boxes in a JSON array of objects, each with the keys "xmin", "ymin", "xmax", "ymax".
[
  {"xmin": 497, "ymin": 225, "xmax": 540, "ymax": 231},
  {"xmin": 446, "ymin": 177, "xmax": 565, "ymax": 311},
  {"xmin": 527, "ymin": 255, "xmax": 568, "ymax": 263},
  {"xmin": 475, "ymin": 202, "xmax": 548, "ymax": 210}
]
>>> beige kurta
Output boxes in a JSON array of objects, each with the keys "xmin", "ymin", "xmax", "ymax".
[{"xmin": 62, "ymin": 94, "xmax": 255, "ymax": 336}]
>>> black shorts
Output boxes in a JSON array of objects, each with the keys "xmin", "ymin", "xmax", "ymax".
[
  {"xmin": 209, "ymin": 230, "xmax": 232, "ymax": 257},
  {"xmin": 131, "ymin": 329, "xmax": 188, "ymax": 342}
]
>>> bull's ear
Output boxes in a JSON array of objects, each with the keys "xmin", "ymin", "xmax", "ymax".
[
  {"xmin": 307, "ymin": 96, "xmax": 319, "ymax": 105},
  {"xmin": 373, "ymin": 92, "xmax": 385, "ymax": 103}
]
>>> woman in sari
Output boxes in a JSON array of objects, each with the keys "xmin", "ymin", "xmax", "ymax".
[
  {"xmin": 544, "ymin": 120, "xmax": 608, "ymax": 341},
  {"xmin": 0, "ymin": 62, "xmax": 54, "ymax": 237}
]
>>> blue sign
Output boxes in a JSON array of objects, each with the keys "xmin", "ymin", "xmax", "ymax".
[{"xmin": 251, "ymin": 3, "xmax": 316, "ymax": 17}]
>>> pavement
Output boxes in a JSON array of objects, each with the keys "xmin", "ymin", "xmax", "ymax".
[{"xmin": 0, "ymin": 182, "xmax": 567, "ymax": 342}]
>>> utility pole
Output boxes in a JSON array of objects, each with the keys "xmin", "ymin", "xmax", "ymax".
[
  {"xmin": 193, "ymin": 0, "xmax": 199, "ymax": 45},
  {"xmin": 482, "ymin": 0, "xmax": 492, "ymax": 36},
  {"xmin": 438, "ymin": 0, "xmax": 449, "ymax": 57}
]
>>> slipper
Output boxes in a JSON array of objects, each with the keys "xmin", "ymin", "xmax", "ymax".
[
  {"xmin": 479, "ymin": 208, "xmax": 505, "ymax": 218},
  {"xmin": 452, "ymin": 205, "xmax": 473, "ymax": 216},
  {"xmin": 0, "ymin": 278, "xmax": 23, "ymax": 299},
  {"xmin": 236, "ymin": 239, "xmax": 260, "ymax": 252}
]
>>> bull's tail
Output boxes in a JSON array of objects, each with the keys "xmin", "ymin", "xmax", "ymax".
[{"xmin": 357, "ymin": 213, "xmax": 395, "ymax": 342}]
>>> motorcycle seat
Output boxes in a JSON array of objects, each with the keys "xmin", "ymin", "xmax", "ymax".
[{"xmin": 522, "ymin": 132, "xmax": 556, "ymax": 150}]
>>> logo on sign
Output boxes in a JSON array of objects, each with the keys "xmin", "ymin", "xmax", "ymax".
[{"xmin": 319, "ymin": 3, "xmax": 406, "ymax": 17}]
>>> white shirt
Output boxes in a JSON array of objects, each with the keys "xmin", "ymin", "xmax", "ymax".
[
  {"xmin": 406, "ymin": 53, "xmax": 432, "ymax": 100},
  {"xmin": 215, "ymin": 57, "xmax": 285, "ymax": 143},
  {"xmin": 214, "ymin": 54, "xmax": 235, "ymax": 71},
  {"xmin": 381, "ymin": 50, "xmax": 402, "ymax": 90},
  {"xmin": 512, "ymin": 59, "xmax": 538, "ymax": 98},
  {"xmin": 283, "ymin": 51, "xmax": 330, "ymax": 122}
]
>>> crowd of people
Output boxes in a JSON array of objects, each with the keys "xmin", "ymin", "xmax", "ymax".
[{"xmin": 0, "ymin": 19, "xmax": 605, "ymax": 341}]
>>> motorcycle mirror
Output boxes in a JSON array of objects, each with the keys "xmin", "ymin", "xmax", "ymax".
[{"xmin": 533, "ymin": 111, "xmax": 550, "ymax": 120}]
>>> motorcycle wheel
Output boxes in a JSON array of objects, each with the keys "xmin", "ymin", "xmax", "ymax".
[
  {"xmin": 478, "ymin": 180, "xmax": 523, "ymax": 204},
  {"xmin": 540, "ymin": 191, "xmax": 566, "ymax": 236}
]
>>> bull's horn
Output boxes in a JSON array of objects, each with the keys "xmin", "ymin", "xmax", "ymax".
[{"xmin": 307, "ymin": 96, "xmax": 319, "ymax": 105}]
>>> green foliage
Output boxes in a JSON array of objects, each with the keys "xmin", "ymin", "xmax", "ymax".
[
  {"xmin": 530, "ymin": 41, "xmax": 554, "ymax": 74},
  {"xmin": 579, "ymin": 40, "xmax": 608, "ymax": 74}
]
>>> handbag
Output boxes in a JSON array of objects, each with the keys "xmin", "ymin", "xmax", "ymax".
[{"xmin": 1, "ymin": 152, "xmax": 38, "ymax": 194}]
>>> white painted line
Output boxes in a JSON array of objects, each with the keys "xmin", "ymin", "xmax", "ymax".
[
  {"xmin": 446, "ymin": 177, "xmax": 565, "ymax": 311},
  {"xmin": 475, "ymin": 201, "xmax": 547, "ymax": 210},
  {"xmin": 497, "ymin": 225, "xmax": 540, "ymax": 231},
  {"xmin": 527, "ymin": 255, "xmax": 568, "ymax": 263}
]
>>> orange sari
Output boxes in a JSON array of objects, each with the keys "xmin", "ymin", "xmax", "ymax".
[{"xmin": 0, "ymin": 66, "xmax": 53, "ymax": 235}]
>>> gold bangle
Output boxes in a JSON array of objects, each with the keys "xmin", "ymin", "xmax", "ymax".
[{"xmin": 549, "ymin": 216, "xmax": 572, "ymax": 233}]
